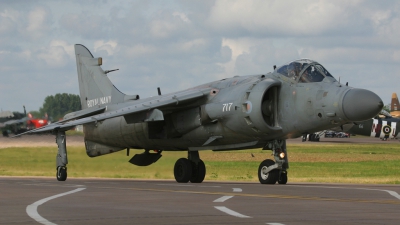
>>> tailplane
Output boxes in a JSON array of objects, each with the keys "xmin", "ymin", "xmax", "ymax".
[{"xmin": 74, "ymin": 44, "xmax": 138, "ymax": 109}]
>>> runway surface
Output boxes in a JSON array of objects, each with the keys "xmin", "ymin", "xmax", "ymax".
[{"xmin": 1, "ymin": 177, "xmax": 399, "ymax": 225}]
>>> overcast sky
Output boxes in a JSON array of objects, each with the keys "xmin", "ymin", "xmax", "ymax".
[{"xmin": 1, "ymin": 0, "xmax": 399, "ymax": 113}]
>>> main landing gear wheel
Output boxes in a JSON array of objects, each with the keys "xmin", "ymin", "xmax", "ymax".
[
  {"xmin": 56, "ymin": 166, "xmax": 67, "ymax": 181},
  {"xmin": 258, "ymin": 159, "xmax": 278, "ymax": 184},
  {"xmin": 174, "ymin": 158, "xmax": 192, "ymax": 183},
  {"xmin": 278, "ymin": 171, "xmax": 288, "ymax": 184},
  {"xmin": 190, "ymin": 160, "xmax": 206, "ymax": 183}
]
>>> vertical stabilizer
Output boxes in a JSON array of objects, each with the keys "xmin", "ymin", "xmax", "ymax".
[
  {"xmin": 391, "ymin": 93, "xmax": 399, "ymax": 112},
  {"xmin": 390, "ymin": 92, "xmax": 400, "ymax": 117},
  {"xmin": 75, "ymin": 44, "xmax": 126, "ymax": 109}
]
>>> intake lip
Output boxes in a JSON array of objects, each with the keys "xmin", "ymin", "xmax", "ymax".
[{"xmin": 342, "ymin": 89, "xmax": 383, "ymax": 121}]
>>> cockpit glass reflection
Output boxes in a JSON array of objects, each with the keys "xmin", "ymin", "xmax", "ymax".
[
  {"xmin": 276, "ymin": 59, "xmax": 336, "ymax": 83},
  {"xmin": 299, "ymin": 65, "xmax": 324, "ymax": 83}
]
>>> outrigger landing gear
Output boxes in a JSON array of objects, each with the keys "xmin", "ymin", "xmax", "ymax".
[
  {"xmin": 55, "ymin": 130, "xmax": 68, "ymax": 181},
  {"xmin": 173, "ymin": 151, "xmax": 206, "ymax": 183},
  {"xmin": 258, "ymin": 139, "xmax": 288, "ymax": 184}
]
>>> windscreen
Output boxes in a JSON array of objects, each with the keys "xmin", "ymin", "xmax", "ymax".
[{"xmin": 276, "ymin": 59, "xmax": 335, "ymax": 83}]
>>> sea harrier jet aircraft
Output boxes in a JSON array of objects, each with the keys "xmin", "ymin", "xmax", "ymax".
[{"xmin": 16, "ymin": 44, "xmax": 383, "ymax": 184}]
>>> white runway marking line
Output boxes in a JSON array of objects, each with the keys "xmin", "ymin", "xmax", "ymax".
[
  {"xmin": 214, "ymin": 206, "xmax": 251, "ymax": 218},
  {"xmin": 26, "ymin": 188, "xmax": 86, "ymax": 225},
  {"xmin": 266, "ymin": 223, "xmax": 285, "ymax": 225},
  {"xmin": 213, "ymin": 187, "xmax": 248, "ymax": 217},
  {"xmin": 213, "ymin": 196, "xmax": 233, "ymax": 202},
  {"xmin": 385, "ymin": 190, "xmax": 400, "ymax": 200},
  {"xmin": 290, "ymin": 185, "xmax": 400, "ymax": 201},
  {"xmin": 363, "ymin": 189, "xmax": 400, "ymax": 200},
  {"xmin": 232, "ymin": 188, "xmax": 242, "ymax": 192}
]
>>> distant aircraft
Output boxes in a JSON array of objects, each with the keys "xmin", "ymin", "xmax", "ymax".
[
  {"xmin": 0, "ymin": 111, "xmax": 14, "ymax": 118},
  {"xmin": 390, "ymin": 93, "xmax": 400, "ymax": 118},
  {"xmin": 344, "ymin": 111, "xmax": 399, "ymax": 140},
  {"xmin": 306, "ymin": 109, "xmax": 399, "ymax": 141},
  {"xmin": 0, "ymin": 111, "xmax": 14, "ymax": 135},
  {"xmin": 335, "ymin": 93, "xmax": 400, "ymax": 140},
  {"xmin": 1, "ymin": 107, "xmax": 48, "ymax": 136},
  {"xmin": 16, "ymin": 44, "xmax": 383, "ymax": 184}
]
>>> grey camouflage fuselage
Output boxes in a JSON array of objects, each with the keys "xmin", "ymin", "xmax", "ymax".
[{"xmin": 19, "ymin": 45, "xmax": 383, "ymax": 184}]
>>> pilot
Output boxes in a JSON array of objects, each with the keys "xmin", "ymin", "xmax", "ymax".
[
  {"xmin": 299, "ymin": 69, "xmax": 308, "ymax": 83},
  {"xmin": 288, "ymin": 62, "xmax": 301, "ymax": 80},
  {"xmin": 300, "ymin": 65, "xmax": 326, "ymax": 83}
]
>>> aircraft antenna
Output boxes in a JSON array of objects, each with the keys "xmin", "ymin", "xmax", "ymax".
[
  {"xmin": 104, "ymin": 69, "xmax": 119, "ymax": 74},
  {"xmin": 157, "ymin": 87, "xmax": 162, "ymax": 96}
]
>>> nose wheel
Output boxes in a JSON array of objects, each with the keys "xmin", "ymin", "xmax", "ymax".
[
  {"xmin": 259, "ymin": 140, "xmax": 289, "ymax": 184},
  {"xmin": 258, "ymin": 159, "xmax": 279, "ymax": 184}
]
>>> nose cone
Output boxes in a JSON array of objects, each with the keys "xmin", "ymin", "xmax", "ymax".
[{"xmin": 342, "ymin": 89, "xmax": 383, "ymax": 121}]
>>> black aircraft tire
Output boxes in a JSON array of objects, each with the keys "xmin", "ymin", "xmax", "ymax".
[
  {"xmin": 258, "ymin": 159, "xmax": 278, "ymax": 184},
  {"xmin": 174, "ymin": 158, "xmax": 192, "ymax": 183},
  {"xmin": 56, "ymin": 167, "xmax": 67, "ymax": 181},
  {"xmin": 278, "ymin": 171, "xmax": 288, "ymax": 184},
  {"xmin": 190, "ymin": 160, "xmax": 206, "ymax": 183}
]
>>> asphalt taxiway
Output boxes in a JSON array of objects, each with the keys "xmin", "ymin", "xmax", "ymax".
[{"xmin": 0, "ymin": 177, "xmax": 399, "ymax": 225}]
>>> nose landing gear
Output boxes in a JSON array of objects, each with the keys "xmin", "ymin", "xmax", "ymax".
[
  {"xmin": 258, "ymin": 139, "xmax": 288, "ymax": 184},
  {"xmin": 258, "ymin": 159, "xmax": 279, "ymax": 184}
]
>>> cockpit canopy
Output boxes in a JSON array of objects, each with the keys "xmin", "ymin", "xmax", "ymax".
[{"xmin": 276, "ymin": 59, "xmax": 335, "ymax": 83}]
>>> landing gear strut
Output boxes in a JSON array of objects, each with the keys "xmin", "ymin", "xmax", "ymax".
[
  {"xmin": 173, "ymin": 151, "xmax": 206, "ymax": 183},
  {"xmin": 258, "ymin": 139, "xmax": 288, "ymax": 184},
  {"xmin": 56, "ymin": 130, "xmax": 68, "ymax": 181}
]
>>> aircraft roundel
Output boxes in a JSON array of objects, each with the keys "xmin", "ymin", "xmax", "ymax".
[
  {"xmin": 245, "ymin": 101, "xmax": 252, "ymax": 114},
  {"xmin": 382, "ymin": 125, "xmax": 392, "ymax": 135}
]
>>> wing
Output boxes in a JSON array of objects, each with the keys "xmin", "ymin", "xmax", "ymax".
[
  {"xmin": 4, "ymin": 117, "xmax": 28, "ymax": 126},
  {"xmin": 14, "ymin": 88, "xmax": 209, "ymax": 136}
]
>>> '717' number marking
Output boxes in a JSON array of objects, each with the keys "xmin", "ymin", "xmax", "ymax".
[{"xmin": 222, "ymin": 103, "xmax": 233, "ymax": 112}]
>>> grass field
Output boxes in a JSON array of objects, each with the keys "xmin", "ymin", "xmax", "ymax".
[{"xmin": 1, "ymin": 142, "xmax": 400, "ymax": 184}]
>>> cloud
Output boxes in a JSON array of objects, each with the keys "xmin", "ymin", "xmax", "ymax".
[
  {"xmin": 2, "ymin": 0, "xmax": 400, "ymax": 112},
  {"xmin": 207, "ymin": 0, "xmax": 372, "ymax": 37},
  {"xmin": 0, "ymin": 5, "xmax": 52, "ymax": 47},
  {"xmin": 36, "ymin": 41, "xmax": 74, "ymax": 68},
  {"xmin": 59, "ymin": 13, "xmax": 109, "ymax": 39},
  {"xmin": 26, "ymin": 7, "xmax": 52, "ymax": 39},
  {"xmin": 94, "ymin": 40, "xmax": 118, "ymax": 56}
]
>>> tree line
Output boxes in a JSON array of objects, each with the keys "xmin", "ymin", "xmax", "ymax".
[{"xmin": 30, "ymin": 93, "xmax": 81, "ymax": 121}]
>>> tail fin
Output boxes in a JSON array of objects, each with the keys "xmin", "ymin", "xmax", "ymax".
[
  {"xmin": 389, "ymin": 93, "xmax": 400, "ymax": 118},
  {"xmin": 74, "ymin": 44, "xmax": 138, "ymax": 110},
  {"xmin": 391, "ymin": 93, "xmax": 399, "ymax": 112}
]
